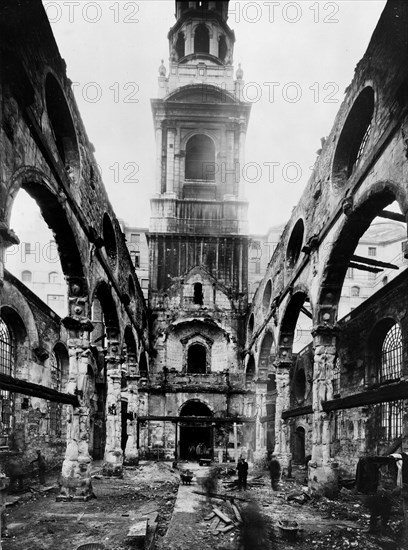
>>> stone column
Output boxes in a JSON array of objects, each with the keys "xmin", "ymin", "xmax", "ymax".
[
  {"xmin": 309, "ymin": 325, "xmax": 339, "ymax": 497},
  {"xmin": 102, "ymin": 329, "xmax": 123, "ymax": 477},
  {"xmin": 58, "ymin": 278, "xmax": 94, "ymax": 501},
  {"xmin": 165, "ymin": 128, "xmax": 176, "ymax": 195},
  {"xmin": 273, "ymin": 358, "xmax": 292, "ymax": 468},
  {"xmin": 253, "ymin": 380, "xmax": 267, "ymax": 460},
  {"xmin": 124, "ymin": 353, "xmax": 140, "ymax": 465},
  {"xmin": 155, "ymin": 125, "xmax": 163, "ymax": 194}
]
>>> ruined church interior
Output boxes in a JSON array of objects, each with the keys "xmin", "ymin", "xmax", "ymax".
[{"xmin": 0, "ymin": 1, "xmax": 408, "ymax": 548}]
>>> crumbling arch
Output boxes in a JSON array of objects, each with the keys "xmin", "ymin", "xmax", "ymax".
[
  {"xmin": 44, "ymin": 72, "xmax": 80, "ymax": 180},
  {"xmin": 102, "ymin": 213, "xmax": 118, "ymax": 268},
  {"xmin": 247, "ymin": 313, "xmax": 255, "ymax": 342},
  {"xmin": 332, "ymin": 86, "xmax": 375, "ymax": 187},
  {"xmin": 318, "ymin": 184, "xmax": 407, "ymax": 324},
  {"xmin": 286, "ymin": 219, "xmax": 304, "ymax": 271},
  {"xmin": 245, "ymin": 355, "xmax": 255, "ymax": 384},
  {"xmin": 262, "ymin": 279, "xmax": 272, "ymax": 315},
  {"xmin": 278, "ymin": 290, "xmax": 311, "ymax": 359}
]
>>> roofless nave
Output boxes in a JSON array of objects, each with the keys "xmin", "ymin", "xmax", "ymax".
[{"xmin": 0, "ymin": 0, "xmax": 408, "ymax": 516}]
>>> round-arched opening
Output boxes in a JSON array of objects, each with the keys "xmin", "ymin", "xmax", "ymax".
[
  {"xmin": 332, "ymin": 86, "xmax": 375, "ymax": 187},
  {"xmin": 262, "ymin": 280, "xmax": 272, "ymax": 315},
  {"xmin": 246, "ymin": 355, "xmax": 255, "ymax": 384},
  {"xmin": 175, "ymin": 32, "xmax": 185, "ymax": 59},
  {"xmin": 180, "ymin": 400, "xmax": 212, "ymax": 417},
  {"xmin": 294, "ymin": 369, "xmax": 306, "ymax": 402},
  {"xmin": 247, "ymin": 313, "xmax": 255, "ymax": 341},
  {"xmin": 286, "ymin": 219, "xmax": 304, "ymax": 270},
  {"xmin": 185, "ymin": 134, "xmax": 216, "ymax": 181},
  {"xmin": 187, "ymin": 343, "xmax": 207, "ymax": 374},
  {"xmin": 219, "ymin": 35, "xmax": 228, "ymax": 61},
  {"xmin": 259, "ymin": 332, "xmax": 274, "ymax": 376},
  {"xmin": 44, "ymin": 73, "xmax": 80, "ymax": 180},
  {"xmin": 194, "ymin": 23, "xmax": 210, "ymax": 54},
  {"xmin": 103, "ymin": 214, "xmax": 117, "ymax": 267}
]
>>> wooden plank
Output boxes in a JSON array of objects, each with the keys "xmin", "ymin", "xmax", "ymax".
[
  {"xmin": 0, "ymin": 373, "xmax": 79, "ymax": 406},
  {"xmin": 322, "ymin": 381, "xmax": 408, "ymax": 412},
  {"xmin": 379, "ymin": 210, "xmax": 406, "ymax": 223},
  {"xmin": 213, "ymin": 508, "xmax": 232, "ymax": 524},
  {"xmin": 218, "ymin": 524, "xmax": 235, "ymax": 534},
  {"xmin": 192, "ymin": 490, "xmax": 250, "ymax": 503},
  {"xmin": 282, "ymin": 405, "xmax": 313, "ymax": 420},
  {"xmin": 351, "ymin": 254, "xmax": 399, "ymax": 270},
  {"xmin": 231, "ymin": 504, "xmax": 242, "ymax": 523},
  {"xmin": 348, "ymin": 262, "xmax": 382, "ymax": 274},
  {"xmin": 138, "ymin": 415, "xmax": 255, "ymax": 424}
]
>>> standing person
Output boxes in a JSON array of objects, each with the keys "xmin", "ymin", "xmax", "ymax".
[
  {"xmin": 237, "ymin": 457, "xmax": 249, "ymax": 490},
  {"xmin": 269, "ymin": 456, "xmax": 281, "ymax": 491},
  {"xmin": 30, "ymin": 450, "xmax": 46, "ymax": 485}
]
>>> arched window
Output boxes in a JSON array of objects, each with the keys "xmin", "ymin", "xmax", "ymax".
[
  {"xmin": 219, "ymin": 35, "xmax": 228, "ymax": 61},
  {"xmin": 49, "ymin": 271, "xmax": 59, "ymax": 284},
  {"xmin": 175, "ymin": 32, "xmax": 185, "ymax": 59},
  {"xmin": 187, "ymin": 344, "xmax": 207, "ymax": 374},
  {"xmin": 185, "ymin": 134, "xmax": 215, "ymax": 180},
  {"xmin": 21, "ymin": 270, "xmax": 32, "ymax": 282},
  {"xmin": 194, "ymin": 23, "xmax": 210, "ymax": 54},
  {"xmin": 193, "ymin": 282, "xmax": 203, "ymax": 305},
  {"xmin": 351, "ymin": 286, "xmax": 360, "ymax": 297},
  {"xmin": 381, "ymin": 323, "xmax": 402, "ymax": 382},
  {"xmin": 0, "ymin": 318, "xmax": 15, "ymax": 442}
]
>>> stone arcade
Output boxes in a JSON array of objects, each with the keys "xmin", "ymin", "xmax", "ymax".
[{"xmin": 0, "ymin": 0, "xmax": 408, "ymax": 506}]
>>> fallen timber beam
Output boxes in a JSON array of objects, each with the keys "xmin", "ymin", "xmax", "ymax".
[
  {"xmin": 137, "ymin": 415, "xmax": 255, "ymax": 424},
  {"xmin": 322, "ymin": 381, "xmax": 408, "ymax": 412},
  {"xmin": 379, "ymin": 210, "xmax": 406, "ymax": 223},
  {"xmin": 192, "ymin": 490, "xmax": 250, "ymax": 503},
  {"xmin": 0, "ymin": 373, "xmax": 79, "ymax": 406},
  {"xmin": 282, "ymin": 405, "xmax": 313, "ymax": 420},
  {"xmin": 348, "ymin": 262, "xmax": 382, "ymax": 273},
  {"xmin": 351, "ymin": 254, "xmax": 399, "ymax": 270}
]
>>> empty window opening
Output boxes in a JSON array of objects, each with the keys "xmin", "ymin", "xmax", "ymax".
[
  {"xmin": 0, "ymin": 318, "xmax": 14, "ymax": 442},
  {"xmin": 185, "ymin": 134, "xmax": 215, "ymax": 180},
  {"xmin": 21, "ymin": 270, "xmax": 32, "ymax": 282},
  {"xmin": 246, "ymin": 355, "xmax": 255, "ymax": 384},
  {"xmin": 294, "ymin": 369, "xmax": 306, "ymax": 402},
  {"xmin": 219, "ymin": 35, "xmax": 228, "ymax": 61},
  {"xmin": 381, "ymin": 323, "xmax": 402, "ymax": 382},
  {"xmin": 175, "ymin": 32, "xmax": 185, "ymax": 59},
  {"xmin": 351, "ymin": 286, "xmax": 360, "ymax": 297},
  {"xmin": 286, "ymin": 219, "xmax": 304, "ymax": 270},
  {"xmin": 187, "ymin": 344, "xmax": 207, "ymax": 374},
  {"xmin": 193, "ymin": 282, "xmax": 203, "ymax": 305},
  {"xmin": 194, "ymin": 24, "xmax": 210, "ymax": 54}
]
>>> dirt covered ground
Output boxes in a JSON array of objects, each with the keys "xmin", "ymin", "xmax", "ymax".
[{"xmin": 1, "ymin": 461, "xmax": 406, "ymax": 550}]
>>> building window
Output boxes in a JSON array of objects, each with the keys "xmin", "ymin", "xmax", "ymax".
[
  {"xmin": 21, "ymin": 270, "xmax": 32, "ymax": 282},
  {"xmin": 193, "ymin": 282, "xmax": 203, "ymax": 305},
  {"xmin": 368, "ymin": 247, "xmax": 377, "ymax": 257},
  {"xmin": 219, "ymin": 35, "xmax": 227, "ymax": 61},
  {"xmin": 47, "ymin": 295, "xmax": 64, "ymax": 309},
  {"xmin": 254, "ymin": 260, "xmax": 261, "ymax": 275},
  {"xmin": 0, "ymin": 318, "xmax": 14, "ymax": 445},
  {"xmin": 130, "ymin": 250, "xmax": 140, "ymax": 268},
  {"xmin": 351, "ymin": 286, "xmax": 360, "ymax": 297},
  {"xmin": 187, "ymin": 343, "xmax": 206, "ymax": 374},
  {"xmin": 48, "ymin": 271, "xmax": 59, "ymax": 284},
  {"xmin": 332, "ymin": 357, "xmax": 341, "ymax": 396},
  {"xmin": 48, "ymin": 401, "xmax": 62, "ymax": 437},
  {"xmin": 346, "ymin": 268, "xmax": 354, "ymax": 279},
  {"xmin": 380, "ymin": 400, "xmax": 403, "ymax": 440},
  {"xmin": 175, "ymin": 32, "xmax": 185, "ymax": 59},
  {"xmin": 380, "ymin": 323, "xmax": 402, "ymax": 383},
  {"xmin": 185, "ymin": 134, "xmax": 215, "ymax": 181},
  {"xmin": 130, "ymin": 233, "xmax": 140, "ymax": 245}
]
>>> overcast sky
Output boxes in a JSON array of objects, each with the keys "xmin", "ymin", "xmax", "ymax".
[{"xmin": 39, "ymin": 0, "xmax": 387, "ymax": 234}]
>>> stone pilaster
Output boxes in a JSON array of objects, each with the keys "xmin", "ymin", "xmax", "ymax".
[
  {"xmin": 124, "ymin": 354, "xmax": 140, "ymax": 465},
  {"xmin": 273, "ymin": 359, "xmax": 292, "ymax": 468},
  {"xmin": 102, "ymin": 331, "xmax": 123, "ymax": 477},
  {"xmin": 309, "ymin": 325, "xmax": 339, "ymax": 497},
  {"xmin": 58, "ymin": 296, "xmax": 94, "ymax": 502},
  {"xmin": 253, "ymin": 379, "xmax": 267, "ymax": 460}
]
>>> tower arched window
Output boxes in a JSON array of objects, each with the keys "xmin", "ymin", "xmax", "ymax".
[
  {"xmin": 185, "ymin": 134, "xmax": 215, "ymax": 180},
  {"xmin": 49, "ymin": 271, "xmax": 59, "ymax": 284},
  {"xmin": 187, "ymin": 344, "xmax": 207, "ymax": 374},
  {"xmin": 381, "ymin": 323, "xmax": 402, "ymax": 383},
  {"xmin": 175, "ymin": 32, "xmax": 185, "ymax": 59},
  {"xmin": 194, "ymin": 23, "xmax": 210, "ymax": 54},
  {"xmin": 219, "ymin": 35, "xmax": 228, "ymax": 61},
  {"xmin": 0, "ymin": 318, "xmax": 15, "ymax": 442},
  {"xmin": 193, "ymin": 282, "xmax": 203, "ymax": 305}
]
